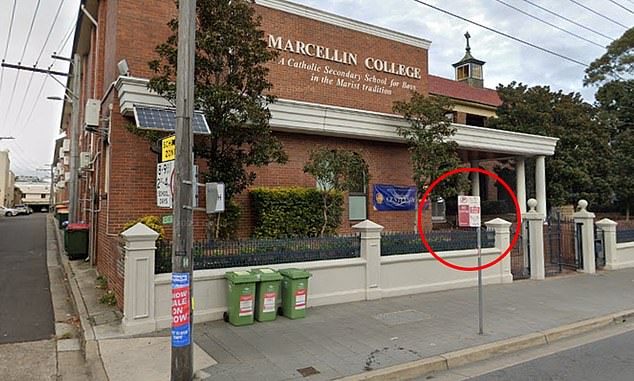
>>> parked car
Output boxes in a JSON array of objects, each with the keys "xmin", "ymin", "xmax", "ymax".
[
  {"xmin": 12, "ymin": 205, "xmax": 33, "ymax": 215},
  {"xmin": 1, "ymin": 206, "xmax": 20, "ymax": 217}
]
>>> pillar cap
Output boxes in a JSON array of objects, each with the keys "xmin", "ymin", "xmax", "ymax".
[
  {"xmin": 596, "ymin": 218, "xmax": 618, "ymax": 227},
  {"xmin": 573, "ymin": 199, "xmax": 595, "ymax": 219},
  {"xmin": 485, "ymin": 218, "xmax": 512, "ymax": 229},
  {"xmin": 352, "ymin": 219, "xmax": 384, "ymax": 232},
  {"xmin": 121, "ymin": 222, "xmax": 160, "ymax": 241}
]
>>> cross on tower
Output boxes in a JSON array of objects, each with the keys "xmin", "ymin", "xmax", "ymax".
[{"xmin": 464, "ymin": 31, "xmax": 471, "ymax": 53}]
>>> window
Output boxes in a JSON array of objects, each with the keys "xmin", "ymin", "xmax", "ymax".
[
  {"xmin": 471, "ymin": 64, "xmax": 482, "ymax": 79},
  {"xmin": 41, "ymin": 194, "xmax": 47, "ymax": 199},
  {"xmin": 466, "ymin": 113, "xmax": 486, "ymax": 127},
  {"xmin": 348, "ymin": 165, "xmax": 368, "ymax": 221},
  {"xmin": 456, "ymin": 64, "xmax": 469, "ymax": 81},
  {"xmin": 432, "ymin": 197, "xmax": 446, "ymax": 222}
]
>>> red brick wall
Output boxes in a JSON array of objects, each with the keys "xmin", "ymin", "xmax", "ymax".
[{"xmin": 256, "ymin": 4, "xmax": 428, "ymax": 113}]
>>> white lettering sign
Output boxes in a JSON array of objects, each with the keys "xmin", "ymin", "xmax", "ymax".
[{"xmin": 268, "ymin": 34, "xmax": 421, "ymax": 80}]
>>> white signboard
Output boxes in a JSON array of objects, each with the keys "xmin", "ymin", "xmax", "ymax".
[
  {"xmin": 458, "ymin": 195, "xmax": 481, "ymax": 228},
  {"xmin": 157, "ymin": 161, "xmax": 175, "ymax": 208}
]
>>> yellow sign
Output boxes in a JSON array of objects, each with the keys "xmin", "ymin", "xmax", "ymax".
[{"xmin": 161, "ymin": 135, "xmax": 176, "ymax": 162}]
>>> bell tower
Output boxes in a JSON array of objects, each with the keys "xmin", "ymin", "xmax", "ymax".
[{"xmin": 452, "ymin": 32, "xmax": 485, "ymax": 88}]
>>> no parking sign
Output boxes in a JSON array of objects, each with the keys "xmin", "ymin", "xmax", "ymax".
[{"xmin": 458, "ymin": 196, "xmax": 480, "ymax": 228}]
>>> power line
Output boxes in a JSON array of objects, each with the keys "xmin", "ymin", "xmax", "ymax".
[
  {"xmin": 18, "ymin": 0, "xmax": 42, "ymax": 63},
  {"xmin": 411, "ymin": 0, "xmax": 589, "ymax": 67},
  {"xmin": 54, "ymin": 21, "xmax": 76, "ymax": 56},
  {"xmin": 12, "ymin": 0, "xmax": 66, "ymax": 132},
  {"xmin": 2, "ymin": 1, "xmax": 43, "ymax": 129},
  {"xmin": 35, "ymin": 0, "xmax": 66, "ymax": 64},
  {"xmin": 494, "ymin": 0, "xmax": 605, "ymax": 48},
  {"xmin": 0, "ymin": 0, "xmax": 18, "ymax": 95},
  {"xmin": 607, "ymin": 0, "xmax": 634, "ymax": 15},
  {"xmin": 566, "ymin": 0, "xmax": 629, "ymax": 29},
  {"xmin": 519, "ymin": 0, "xmax": 615, "ymax": 41}
]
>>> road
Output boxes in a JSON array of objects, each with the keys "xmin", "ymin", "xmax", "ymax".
[
  {"xmin": 423, "ymin": 322, "xmax": 634, "ymax": 381},
  {"xmin": 0, "ymin": 213, "xmax": 54, "ymax": 343},
  {"xmin": 468, "ymin": 329, "xmax": 634, "ymax": 381}
]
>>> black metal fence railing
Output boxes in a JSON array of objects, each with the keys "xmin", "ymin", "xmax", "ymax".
[
  {"xmin": 616, "ymin": 229, "xmax": 634, "ymax": 243},
  {"xmin": 380, "ymin": 229, "xmax": 496, "ymax": 256},
  {"xmin": 155, "ymin": 235, "xmax": 361, "ymax": 274}
]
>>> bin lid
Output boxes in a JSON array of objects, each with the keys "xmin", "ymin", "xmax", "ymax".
[
  {"xmin": 279, "ymin": 268, "xmax": 312, "ymax": 279},
  {"xmin": 225, "ymin": 271, "xmax": 258, "ymax": 284},
  {"xmin": 251, "ymin": 268, "xmax": 283, "ymax": 281},
  {"xmin": 67, "ymin": 223, "xmax": 89, "ymax": 231}
]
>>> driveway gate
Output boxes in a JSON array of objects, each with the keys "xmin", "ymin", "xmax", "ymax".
[{"xmin": 543, "ymin": 216, "xmax": 582, "ymax": 276}]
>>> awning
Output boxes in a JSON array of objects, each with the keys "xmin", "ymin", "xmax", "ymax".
[{"xmin": 132, "ymin": 105, "xmax": 211, "ymax": 135}]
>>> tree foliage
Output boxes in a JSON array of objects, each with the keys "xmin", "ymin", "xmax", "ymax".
[
  {"xmin": 489, "ymin": 82, "xmax": 613, "ymax": 208},
  {"xmin": 392, "ymin": 92, "xmax": 467, "ymax": 199},
  {"xmin": 584, "ymin": 27, "xmax": 634, "ymax": 86},
  {"xmin": 303, "ymin": 148, "xmax": 369, "ymax": 236},
  {"xmin": 148, "ymin": 0, "xmax": 288, "ymax": 238}
]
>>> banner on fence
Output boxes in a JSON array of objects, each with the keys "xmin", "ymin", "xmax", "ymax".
[{"xmin": 373, "ymin": 184, "xmax": 418, "ymax": 211}]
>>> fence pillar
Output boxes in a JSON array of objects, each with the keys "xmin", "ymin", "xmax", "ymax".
[
  {"xmin": 523, "ymin": 199, "xmax": 546, "ymax": 280},
  {"xmin": 485, "ymin": 218, "xmax": 513, "ymax": 283},
  {"xmin": 121, "ymin": 223, "xmax": 159, "ymax": 334},
  {"xmin": 352, "ymin": 220, "xmax": 384, "ymax": 301},
  {"xmin": 596, "ymin": 218, "xmax": 618, "ymax": 270},
  {"xmin": 574, "ymin": 200, "xmax": 596, "ymax": 274}
]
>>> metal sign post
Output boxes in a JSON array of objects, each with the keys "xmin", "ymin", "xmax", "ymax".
[
  {"xmin": 458, "ymin": 195, "xmax": 483, "ymax": 335},
  {"xmin": 477, "ymin": 226, "xmax": 483, "ymax": 335}
]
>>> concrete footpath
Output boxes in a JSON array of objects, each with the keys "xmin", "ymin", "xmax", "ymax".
[{"xmin": 53, "ymin": 216, "xmax": 634, "ymax": 380}]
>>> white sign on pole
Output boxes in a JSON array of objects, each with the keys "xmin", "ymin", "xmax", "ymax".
[
  {"xmin": 458, "ymin": 195, "xmax": 481, "ymax": 228},
  {"xmin": 157, "ymin": 161, "xmax": 175, "ymax": 208}
]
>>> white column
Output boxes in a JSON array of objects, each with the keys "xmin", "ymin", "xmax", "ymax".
[
  {"xmin": 516, "ymin": 158, "xmax": 527, "ymax": 214},
  {"xmin": 352, "ymin": 220, "xmax": 384, "ymax": 301},
  {"xmin": 524, "ymin": 199, "xmax": 545, "ymax": 280},
  {"xmin": 535, "ymin": 156, "xmax": 547, "ymax": 216},
  {"xmin": 573, "ymin": 200, "xmax": 596, "ymax": 274},
  {"xmin": 485, "ymin": 218, "xmax": 513, "ymax": 283},
  {"xmin": 121, "ymin": 222, "xmax": 159, "ymax": 335},
  {"xmin": 471, "ymin": 162, "xmax": 480, "ymax": 197},
  {"xmin": 596, "ymin": 218, "xmax": 618, "ymax": 270}
]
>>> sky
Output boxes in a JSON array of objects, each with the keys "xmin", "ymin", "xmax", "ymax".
[{"xmin": 0, "ymin": 0, "xmax": 632, "ymax": 177}]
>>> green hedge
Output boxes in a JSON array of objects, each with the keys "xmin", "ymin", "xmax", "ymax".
[{"xmin": 251, "ymin": 187, "xmax": 343, "ymax": 238}]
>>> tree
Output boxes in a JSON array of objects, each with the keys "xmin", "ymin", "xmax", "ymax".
[
  {"xmin": 584, "ymin": 28, "xmax": 634, "ymax": 86},
  {"xmin": 304, "ymin": 148, "xmax": 369, "ymax": 236},
  {"xmin": 148, "ymin": 0, "xmax": 287, "ymax": 238},
  {"xmin": 489, "ymin": 82, "xmax": 613, "ymax": 208},
  {"xmin": 392, "ymin": 92, "xmax": 467, "ymax": 199},
  {"xmin": 612, "ymin": 129, "xmax": 634, "ymax": 219}
]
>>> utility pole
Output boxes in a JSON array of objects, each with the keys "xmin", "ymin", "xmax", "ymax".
[
  {"xmin": 68, "ymin": 54, "xmax": 81, "ymax": 224},
  {"xmin": 171, "ymin": 0, "xmax": 196, "ymax": 379}
]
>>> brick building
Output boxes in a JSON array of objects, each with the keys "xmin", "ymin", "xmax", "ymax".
[{"xmin": 53, "ymin": 0, "xmax": 557, "ymax": 307}]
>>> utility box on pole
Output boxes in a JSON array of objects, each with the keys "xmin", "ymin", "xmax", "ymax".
[{"xmin": 205, "ymin": 182, "xmax": 225, "ymax": 214}]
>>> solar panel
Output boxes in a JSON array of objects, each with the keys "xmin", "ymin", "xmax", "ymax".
[{"xmin": 133, "ymin": 105, "xmax": 211, "ymax": 135}]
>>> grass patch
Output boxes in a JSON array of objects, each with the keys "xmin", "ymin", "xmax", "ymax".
[
  {"xmin": 99, "ymin": 290, "xmax": 117, "ymax": 306},
  {"xmin": 95, "ymin": 275, "xmax": 108, "ymax": 290}
]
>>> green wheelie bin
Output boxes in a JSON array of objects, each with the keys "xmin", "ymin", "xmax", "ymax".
[
  {"xmin": 279, "ymin": 268, "xmax": 312, "ymax": 319},
  {"xmin": 65, "ymin": 223, "xmax": 89, "ymax": 260},
  {"xmin": 251, "ymin": 268, "xmax": 283, "ymax": 322},
  {"xmin": 224, "ymin": 271, "xmax": 258, "ymax": 326}
]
